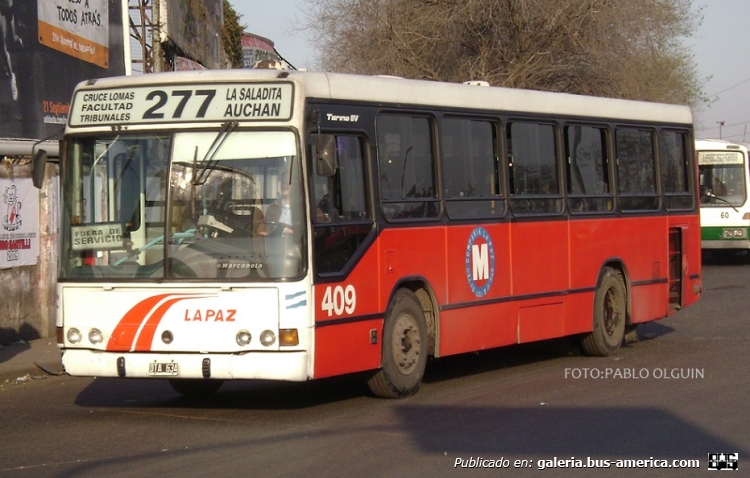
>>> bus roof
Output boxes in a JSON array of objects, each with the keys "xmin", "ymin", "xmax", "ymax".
[
  {"xmin": 696, "ymin": 139, "xmax": 750, "ymax": 151},
  {"xmin": 71, "ymin": 69, "xmax": 694, "ymax": 126}
]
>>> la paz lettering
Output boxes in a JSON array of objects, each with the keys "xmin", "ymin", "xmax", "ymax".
[{"xmin": 184, "ymin": 309, "xmax": 237, "ymax": 322}]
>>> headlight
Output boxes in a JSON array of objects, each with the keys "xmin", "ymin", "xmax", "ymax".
[
  {"xmin": 67, "ymin": 328, "xmax": 82, "ymax": 344},
  {"xmin": 88, "ymin": 328, "xmax": 103, "ymax": 344},
  {"xmin": 236, "ymin": 330, "xmax": 252, "ymax": 346},
  {"xmin": 260, "ymin": 330, "xmax": 276, "ymax": 347}
]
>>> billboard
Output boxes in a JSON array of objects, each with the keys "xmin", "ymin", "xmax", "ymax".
[
  {"xmin": 242, "ymin": 33, "xmax": 278, "ymax": 69},
  {"xmin": 163, "ymin": 0, "xmax": 223, "ymax": 70},
  {"xmin": 0, "ymin": 0, "xmax": 126, "ymax": 141}
]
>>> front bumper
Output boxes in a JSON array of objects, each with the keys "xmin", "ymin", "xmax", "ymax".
[{"xmin": 62, "ymin": 349, "xmax": 309, "ymax": 381}]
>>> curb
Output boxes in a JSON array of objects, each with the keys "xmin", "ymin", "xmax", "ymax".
[
  {"xmin": 0, "ymin": 361, "xmax": 65, "ymax": 386},
  {"xmin": 0, "ymin": 341, "xmax": 66, "ymax": 386}
]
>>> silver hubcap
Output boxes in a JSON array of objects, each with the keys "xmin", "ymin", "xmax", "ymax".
[{"xmin": 392, "ymin": 313, "xmax": 421, "ymax": 375}]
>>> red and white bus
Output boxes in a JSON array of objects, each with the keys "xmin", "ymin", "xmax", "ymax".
[{"xmin": 52, "ymin": 69, "xmax": 701, "ymax": 398}]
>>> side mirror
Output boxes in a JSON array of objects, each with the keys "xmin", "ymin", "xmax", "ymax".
[
  {"xmin": 316, "ymin": 134, "xmax": 338, "ymax": 176},
  {"xmin": 32, "ymin": 149, "xmax": 48, "ymax": 189}
]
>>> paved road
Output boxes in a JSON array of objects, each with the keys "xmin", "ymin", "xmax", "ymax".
[{"xmin": 0, "ymin": 259, "xmax": 747, "ymax": 477}]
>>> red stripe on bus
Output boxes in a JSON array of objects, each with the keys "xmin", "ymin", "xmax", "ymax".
[{"xmin": 106, "ymin": 294, "xmax": 174, "ymax": 351}]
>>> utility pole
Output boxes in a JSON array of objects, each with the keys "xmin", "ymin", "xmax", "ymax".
[
  {"xmin": 129, "ymin": 0, "xmax": 163, "ymax": 73},
  {"xmin": 717, "ymin": 121, "xmax": 725, "ymax": 140}
]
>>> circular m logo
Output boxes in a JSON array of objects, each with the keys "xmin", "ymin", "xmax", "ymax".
[{"xmin": 465, "ymin": 226, "xmax": 495, "ymax": 297}]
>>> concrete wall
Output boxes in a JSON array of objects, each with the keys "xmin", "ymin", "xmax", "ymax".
[{"xmin": 0, "ymin": 160, "xmax": 58, "ymax": 343}]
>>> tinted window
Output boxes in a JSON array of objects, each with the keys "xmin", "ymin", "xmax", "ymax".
[
  {"xmin": 565, "ymin": 125, "xmax": 613, "ymax": 213},
  {"xmin": 508, "ymin": 122, "xmax": 561, "ymax": 214},
  {"xmin": 616, "ymin": 128, "xmax": 658, "ymax": 210},
  {"xmin": 377, "ymin": 114, "xmax": 439, "ymax": 220},
  {"xmin": 442, "ymin": 117, "xmax": 504, "ymax": 218},
  {"xmin": 310, "ymin": 135, "xmax": 374, "ymax": 275},
  {"xmin": 660, "ymin": 130, "xmax": 693, "ymax": 210}
]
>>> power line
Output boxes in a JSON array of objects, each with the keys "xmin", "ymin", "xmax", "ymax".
[
  {"xmin": 708, "ymin": 76, "xmax": 750, "ymax": 98},
  {"xmin": 700, "ymin": 119, "xmax": 750, "ymax": 132}
]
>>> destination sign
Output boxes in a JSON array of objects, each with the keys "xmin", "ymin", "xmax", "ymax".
[
  {"xmin": 698, "ymin": 151, "xmax": 744, "ymax": 165},
  {"xmin": 69, "ymin": 82, "xmax": 294, "ymax": 127}
]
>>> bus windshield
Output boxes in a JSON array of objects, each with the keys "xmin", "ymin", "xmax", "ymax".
[
  {"xmin": 698, "ymin": 150, "xmax": 747, "ymax": 207},
  {"xmin": 59, "ymin": 130, "xmax": 305, "ymax": 281}
]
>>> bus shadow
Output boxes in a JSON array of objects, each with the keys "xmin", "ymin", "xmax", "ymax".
[
  {"xmin": 702, "ymin": 250, "xmax": 750, "ymax": 266},
  {"xmin": 74, "ymin": 328, "xmax": 675, "ymax": 410},
  {"xmin": 421, "ymin": 322, "xmax": 674, "ymax": 386},
  {"xmin": 394, "ymin": 404, "xmax": 749, "ymax": 460},
  {"xmin": 74, "ymin": 371, "xmax": 374, "ymax": 410},
  {"xmin": 71, "ymin": 339, "xmax": 595, "ymax": 410}
]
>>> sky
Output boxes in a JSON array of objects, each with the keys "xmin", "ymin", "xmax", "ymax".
[{"xmin": 235, "ymin": 0, "xmax": 750, "ymax": 142}]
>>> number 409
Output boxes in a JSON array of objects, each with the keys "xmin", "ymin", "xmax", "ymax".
[{"xmin": 322, "ymin": 285, "xmax": 356, "ymax": 317}]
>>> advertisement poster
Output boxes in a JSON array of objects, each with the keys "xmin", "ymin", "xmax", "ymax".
[
  {"xmin": 37, "ymin": 0, "xmax": 110, "ymax": 68},
  {"xmin": 242, "ymin": 33, "xmax": 278, "ymax": 69},
  {"xmin": 0, "ymin": 0, "xmax": 125, "ymax": 140},
  {"xmin": 174, "ymin": 56, "xmax": 207, "ymax": 71},
  {"xmin": 0, "ymin": 178, "xmax": 39, "ymax": 269}
]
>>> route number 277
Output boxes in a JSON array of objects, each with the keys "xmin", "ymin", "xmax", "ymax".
[
  {"xmin": 321, "ymin": 285, "xmax": 356, "ymax": 317},
  {"xmin": 143, "ymin": 89, "xmax": 216, "ymax": 119}
]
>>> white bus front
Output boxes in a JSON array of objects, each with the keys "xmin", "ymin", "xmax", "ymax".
[
  {"xmin": 57, "ymin": 126, "xmax": 312, "ymax": 395},
  {"xmin": 697, "ymin": 140, "xmax": 750, "ymax": 251}
]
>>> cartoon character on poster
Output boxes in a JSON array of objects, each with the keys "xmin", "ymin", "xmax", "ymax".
[{"xmin": 2, "ymin": 183, "xmax": 21, "ymax": 231}]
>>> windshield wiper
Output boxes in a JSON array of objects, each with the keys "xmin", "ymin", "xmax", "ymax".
[
  {"xmin": 191, "ymin": 120, "xmax": 238, "ymax": 186},
  {"xmin": 705, "ymin": 190, "xmax": 739, "ymax": 212}
]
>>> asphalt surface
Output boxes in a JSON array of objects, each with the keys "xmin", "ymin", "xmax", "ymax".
[{"xmin": 0, "ymin": 338, "xmax": 64, "ymax": 385}]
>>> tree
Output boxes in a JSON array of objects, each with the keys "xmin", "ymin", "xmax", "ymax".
[
  {"xmin": 222, "ymin": 0, "xmax": 245, "ymax": 68},
  {"xmin": 302, "ymin": 0, "xmax": 706, "ymax": 107}
]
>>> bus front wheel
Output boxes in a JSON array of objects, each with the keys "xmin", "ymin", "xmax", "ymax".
[
  {"xmin": 581, "ymin": 267, "xmax": 626, "ymax": 356},
  {"xmin": 368, "ymin": 289, "xmax": 428, "ymax": 398}
]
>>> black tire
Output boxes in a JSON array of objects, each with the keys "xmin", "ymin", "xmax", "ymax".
[
  {"xmin": 368, "ymin": 289, "xmax": 428, "ymax": 398},
  {"xmin": 581, "ymin": 267, "xmax": 627, "ymax": 356},
  {"xmin": 168, "ymin": 379, "xmax": 224, "ymax": 397}
]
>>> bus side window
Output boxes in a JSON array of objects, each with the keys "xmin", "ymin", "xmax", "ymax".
[
  {"xmin": 442, "ymin": 117, "xmax": 504, "ymax": 218},
  {"xmin": 309, "ymin": 134, "xmax": 374, "ymax": 275},
  {"xmin": 565, "ymin": 124, "xmax": 613, "ymax": 213},
  {"xmin": 659, "ymin": 130, "xmax": 694, "ymax": 210},
  {"xmin": 616, "ymin": 128, "xmax": 659, "ymax": 211},
  {"xmin": 377, "ymin": 114, "xmax": 439, "ymax": 220},
  {"xmin": 507, "ymin": 121, "xmax": 562, "ymax": 215}
]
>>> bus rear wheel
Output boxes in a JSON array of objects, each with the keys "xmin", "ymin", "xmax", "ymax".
[
  {"xmin": 368, "ymin": 289, "xmax": 428, "ymax": 398},
  {"xmin": 581, "ymin": 267, "xmax": 626, "ymax": 356},
  {"xmin": 168, "ymin": 379, "xmax": 224, "ymax": 397}
]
